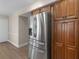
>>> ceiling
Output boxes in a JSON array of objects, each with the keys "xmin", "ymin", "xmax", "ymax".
[{"xmin": 0, "ymin": 0, "xmax": 41, "ymax": 16}]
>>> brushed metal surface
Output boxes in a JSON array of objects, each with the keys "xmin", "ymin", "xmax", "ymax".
[{"xmin": 28, "ymin": 12, "xmax": 50, "ymax": 59}]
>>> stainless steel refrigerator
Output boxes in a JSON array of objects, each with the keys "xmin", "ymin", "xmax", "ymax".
[{"xmin": 28, "ymin": 12, "xmax": 51, "ymax": 59}]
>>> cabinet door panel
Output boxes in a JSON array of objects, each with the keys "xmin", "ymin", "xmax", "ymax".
[
  {"xmin": 55, "ymin": 43, "xmax": 65, "ymax": 59},
  {"xmin": 53, "ymin": 0, "xmax": 66, "ymax": 20},
  {"xmin": 60, "ymin": 0, "xmax": 66, "ymax": 18},
  {"xmin": 65, "ymin": 21, "xmax": 76, "ymax": 47},
  {"xmin": 53, "ymin": 2, "xmax": 62, "ymax": 19},
  {"xmin": 54, "ymin": 22, "xmax": 65, "ymax": 59},
  {"xmin": 66, "ymin": 47, "xmax": 77, "ymax": 59},
  {"xmin": 54, "ymin": 21, "xmax": 65, "ymax": 43},
  {"xmin": 54, "ymin": 21, "xmax": 65, "ymax": 59},
  {"xmin": 53, "ymin": 0, "xmax": 78, "ymax": 20},
  {"xmin": 66, "ymin": 0, "xmax": 78, "ymax": 18}
]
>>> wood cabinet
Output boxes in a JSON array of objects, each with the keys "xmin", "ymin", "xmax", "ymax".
[
  {"xmin": 53, "ymin": 0, "xmax": 78, "ymax": 20},
  {"xmin": 40, "ymin": 6, "xmax": 50, "ymax": 13},
  {"xmin": 66, "ymin": 0, "xmax": 78, "ymax": 18},
  {"xmin": 53, "ymin": 19, "xmax": 79, "ymax": 59},
  {"xmin": 65, "ymin": 20, "xmax": 78, "ymax": 59},
  {"xmin": 53, "ymin": 0, "xmax": 66, "ymax": 20},
  {"xmin": 53, "ymin": 21, "xmax": 63, "ymax": 59},
  {"xmin": 66, "ymin": 47, "xmax": 77, "ymax": 59},
  {"xmin": 52, "ymin": 0, "xmax": 79, "ymax": 59},
  {"xmin": 54, "ymin": 21, "xmax": 65, "ymax": 43},
  {"xmin": 32, "ymin": 6, "xmax": 51, "ymax": 15},
  {"xmin": 53, "ymin": 21, "xmax": 65, "ymax": 59},
  {"xmin": 65, "ymin": 21, "xmax": 76, "ymax": 47},
  {"xmin": 32, "ymin": 9, "xmax": 40, "ymax": 15},
  {"xmin": 55, "ymin": 43, "xmax": 65, "ymax": 59}
]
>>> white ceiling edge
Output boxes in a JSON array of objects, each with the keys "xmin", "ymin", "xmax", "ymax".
[{"xmin": 15, "ymin": 0, "xmax": 57, "ymax": 16}]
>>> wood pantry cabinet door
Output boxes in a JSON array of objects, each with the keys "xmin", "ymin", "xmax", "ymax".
[
  {"xmin": 65, "ymin": 47, "xmax": 77, "ymax": 59},
  {"xmin": 65, "ymin": 20, "xmax": 78, "ymax": 59},
  {"xmin": 66, "ymin": 0, "xmax": 78, "ymax": 18},
  {"xmin": 53, "ymin": 2, "xmax": 62, "ymax": 20},
  {"xmin": 53, "ymin": 0, "xmax": 66, "ymax": 20},
  {"xmin": 65, "ymin": 21, "xmax": 76, "ymax": 47},
  {"xmin": 54, "ymin": 21, "xmax": 65, "ymax": 43},
  {"xmin": 53, "ymin": 0, "xmax": 78, "ymax": 20},
  {"xmin": 55, "ymin": 43, "xmax": 65, "ymax": 59},
  {"xmin": 65, "ymin": 20, "xmax": 78, "ymax": 47},
  {"xmin": 53, "ymin": 21, "xmax": 65, "ymax": 59},
  {"xmin": 53, "ymin": 20, "xmax": 79, "ymax": 59}
]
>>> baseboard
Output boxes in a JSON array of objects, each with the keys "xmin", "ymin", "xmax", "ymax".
[
  {"xmin": 19, "ymin": 42, "xmax": 28, "ymax": 48},
  {"xmin": 8, "ymin": 40, "xmax": 19, "ymax": 48},
  {"xmin": 8, "ymin": 40, "xmax": 28, "ymax": 48}
]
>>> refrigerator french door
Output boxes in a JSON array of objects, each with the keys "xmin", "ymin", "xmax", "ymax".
[{"xmin": 28, "ymin": 12, "xmax": 51, "ymax": 59}]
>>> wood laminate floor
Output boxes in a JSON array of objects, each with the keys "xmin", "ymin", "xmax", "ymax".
[{"xmin": 0, "ymin": 42, "xmax": 28, "ymax": 59}]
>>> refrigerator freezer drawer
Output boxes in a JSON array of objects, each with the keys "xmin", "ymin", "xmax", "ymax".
[{"xmin": 28, "ymin": 45, "xmax": 45, "ymax": 59}]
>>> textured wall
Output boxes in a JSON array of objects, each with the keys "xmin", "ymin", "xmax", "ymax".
[{"xmin": 19, "ymin": 16, "xmax": 29, "ymax": 47}]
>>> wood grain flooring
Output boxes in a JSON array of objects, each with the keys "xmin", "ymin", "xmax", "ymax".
[{"xmin": 0, "ymin": 42, "xmax": 28, "ymax": 59}]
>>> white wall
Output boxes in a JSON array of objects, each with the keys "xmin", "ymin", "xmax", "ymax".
[
  {"xmin": 8, "ymin": 14, "xmax": 30, "ymax": 48},
  {"xmin": 0, "ymin": 16, "xmax": 8, "ymax": 42},
  {"xmin": 8, "ymin": 14, "xmax": 19, "ymax": 47}
]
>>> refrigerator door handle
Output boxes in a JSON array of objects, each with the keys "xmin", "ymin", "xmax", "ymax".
[{"xmin": 37, "ymin": 14, "xmax": 42, "ymax": 41}]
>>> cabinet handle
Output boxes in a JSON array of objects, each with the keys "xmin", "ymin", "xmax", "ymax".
[
  {"xmin": 62, "ymin": 16, "xmax": 64, "ymax": 19},
  {"xmin": 62, "ymin": 16, "xmax": 67, "ymax": 19},
  {"xmin": 64, "ymin": 16, "xmax": 67, "ymax": 18}
]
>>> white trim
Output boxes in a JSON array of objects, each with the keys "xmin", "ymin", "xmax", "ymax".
[
  {"xmin": 8, "ymin": 40, "xmax": 28, "ymax": 48},
  {"xmin": 8, "ymin": 40, "xmax": 19, "ymax": 48},
  {"xmin": 19, "ymin": 42, "xmax": 28, "ymax": 48}
]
